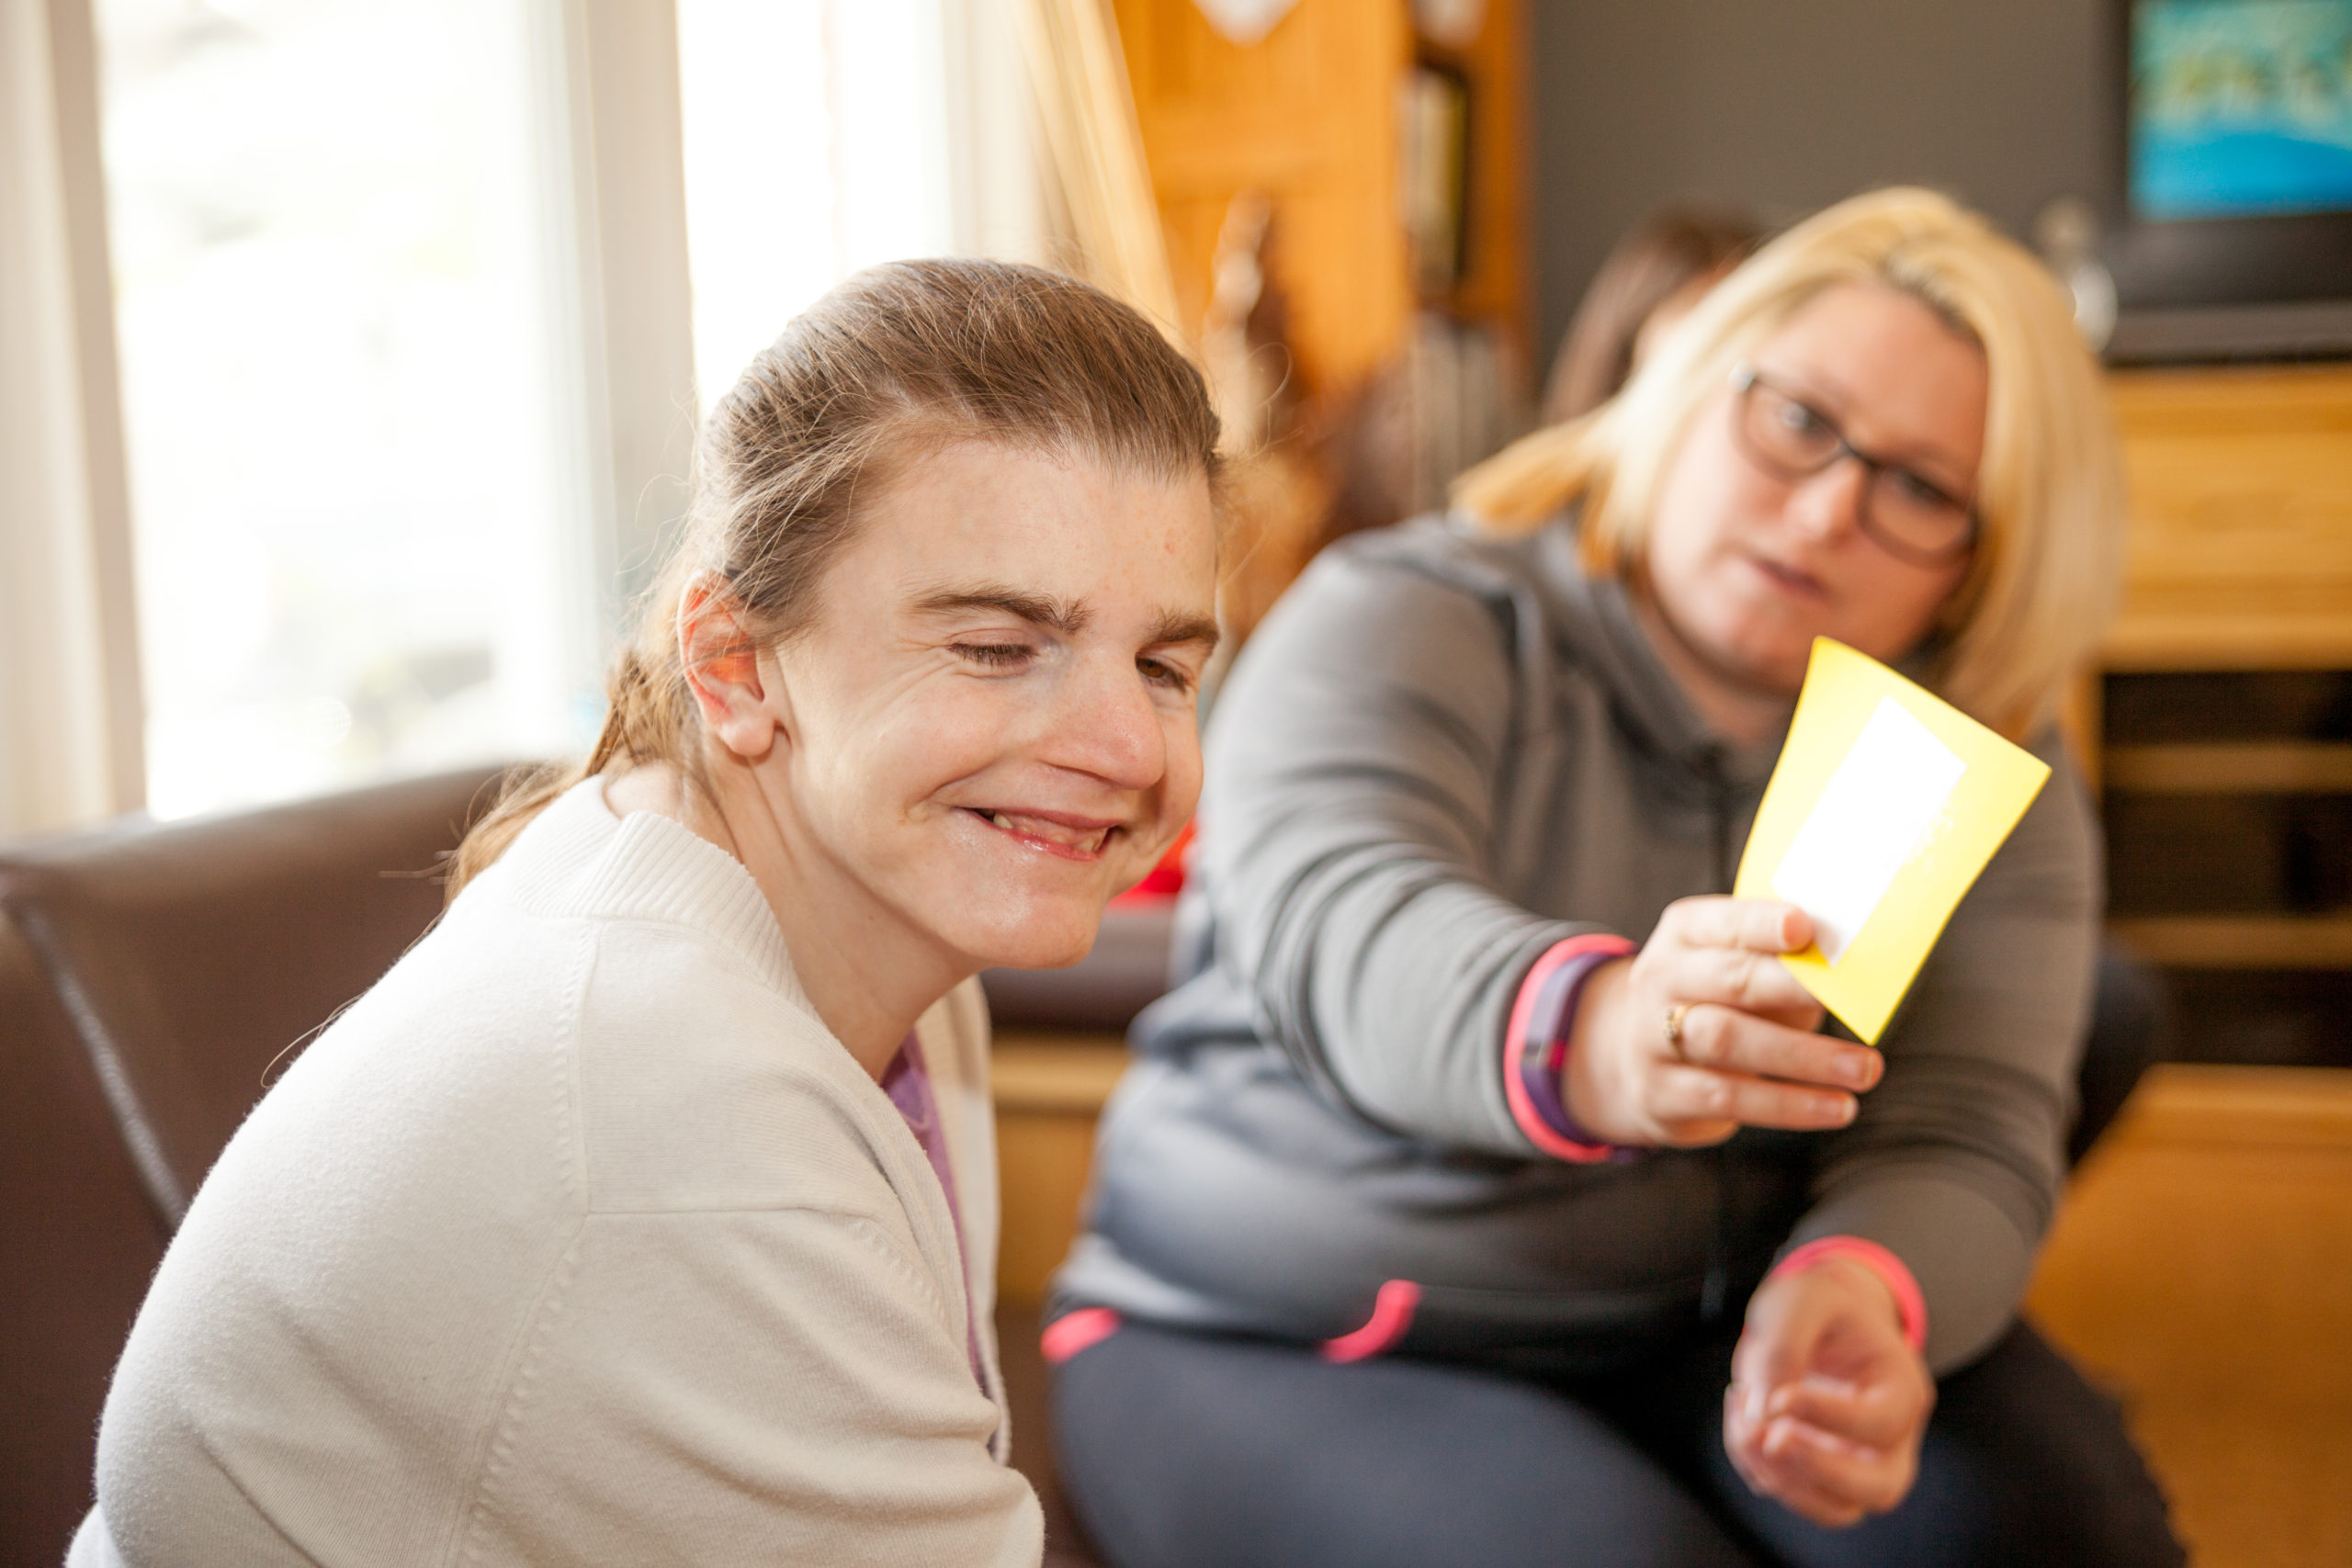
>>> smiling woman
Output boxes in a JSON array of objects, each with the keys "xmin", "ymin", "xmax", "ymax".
[
  {"xmin": 71, "ymin": 259, "xmax": 1218, "ymax": 1568},
  {"xmin": 616, "ymin": 439, "xmax": 1219, "ymax": 1055}
]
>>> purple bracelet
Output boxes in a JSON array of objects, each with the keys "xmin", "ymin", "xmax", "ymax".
[{"xmin": 1516, "ymin": 942, "xmax": 1633, "ymax": 1150}]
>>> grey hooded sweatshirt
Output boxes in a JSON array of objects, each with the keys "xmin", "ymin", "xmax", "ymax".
[{"xmin": 1056, "ymin": 515, "xmax": 2098, "ymax": 1376}]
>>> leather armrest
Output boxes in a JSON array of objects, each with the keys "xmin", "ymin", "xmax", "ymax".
[{"xmin": 0, "ymin": 765, "xmax": 514, "ymax": 1222}]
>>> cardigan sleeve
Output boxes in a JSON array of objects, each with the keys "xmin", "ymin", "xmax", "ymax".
[{"xmin": 454, "ymin": 1205, "xmax": 1044, "ymax": 1567}]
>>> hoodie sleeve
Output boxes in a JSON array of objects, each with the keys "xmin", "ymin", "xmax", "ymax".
[
  {"xmin": 1785, "ymin": 731, "xmax": 2099, "ymax": 1373},
  {"xmin": 1197, "ymin": 541, "xmax": 1599, "ymax": 1157}
]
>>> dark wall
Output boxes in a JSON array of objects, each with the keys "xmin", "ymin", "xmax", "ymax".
[{"xmin": 1531, "ymin": 0, "xmax": 2109, "ymax": 365}]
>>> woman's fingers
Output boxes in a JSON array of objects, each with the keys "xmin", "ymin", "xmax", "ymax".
[
  {"xmin": 1670, "ymin": 1005, "xmax": 1879, "ymax": 1092},
  {"xmin": 1758, "ymin": 1415, "xmax": 1916, "ymax": 1517},
  {"xmin": 1724, "ymin": 1267, "xmax": 1935, "ymax": 1526},
  {"xmin": 1649, "ymin": 1063, "xmax": 1857, "ymax": 1134},
  {"xmin": 1770, "ymin": 1373, "xmax": 1924, "ymax": 1450},
  {"xmin": 1721, "ymin": 1390, "xmax": 1873, "ymax": 1528},
  {"xmin": 1752, "ymin": 1467, "xmax": 1871, "ymax": 1529},
  {"xmin": 1583, "ymin": 897, "xmax": 1862, "ymax": 1145},
  {"xmin": 1657, "ymin": 896, "xmax": 1815, "ymax": 956},
  {"xmin": 1660, "ymin": 940, "xmax": 1824, "ymax": 1022}
]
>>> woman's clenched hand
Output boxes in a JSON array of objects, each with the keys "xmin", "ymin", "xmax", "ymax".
[
  {"xmin": 1723, "ymin": 1258, "xmax": 1936, "ymax": 1528},
  {"xmin": 1562, "ymin": 897, "xmax": 1879, "ymax": 1147}
]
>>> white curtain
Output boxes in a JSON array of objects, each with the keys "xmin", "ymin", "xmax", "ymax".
[
  {"xmin": 674, "ymin": 0, "xmax": 1056, "ymax": 412},
  {"xmin": 545, "ymin": 0, "xmax": 702, "ymax": 675},
  {"xmin": 0, "ymin": 0, "xmax": 144, "ymax": 835},
  {"xmin": 1011, "ymin": 0, "xmax": 1180, "ymax": 336}
]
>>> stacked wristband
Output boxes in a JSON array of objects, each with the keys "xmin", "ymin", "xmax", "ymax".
[{"xmin": 1503, "ymin": 933, "xmax": 1637, "ymax": 1161}]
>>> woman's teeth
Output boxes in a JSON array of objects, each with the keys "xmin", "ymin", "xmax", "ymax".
[{"xmin": 982, "ymin": 810, "xmax": 1111, "ymax": 854}]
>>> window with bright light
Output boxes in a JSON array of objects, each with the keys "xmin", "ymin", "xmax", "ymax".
[
  {"xmin": 94, "ymin": 0, "xmax": 582, "ymax": 818},
  {"xmin": 675, "ymin": 0, "xmax": 955, "ymax": 411},
  {"xmin": 88, "ymin": 0, "xmax": 993, "ymax": 821}
]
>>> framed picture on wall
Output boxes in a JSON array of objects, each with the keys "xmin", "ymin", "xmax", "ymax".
[
  {"xmin": 1400, "ymin": 60, "xmax": 1472, "ymax": 299},
  {"xmin": 2103, "ymin": 0, "xmax": 2352, "ymax": 360}
]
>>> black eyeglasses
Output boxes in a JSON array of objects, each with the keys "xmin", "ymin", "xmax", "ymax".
[{"xmin": 1728, "ymin": 364, "xmax": 1980, "ymax": 568}]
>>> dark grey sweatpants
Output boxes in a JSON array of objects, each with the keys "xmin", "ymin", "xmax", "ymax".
[{"xmin": 1049, "ymin": 1316, "xmax": 2185, "ymax": 1568}]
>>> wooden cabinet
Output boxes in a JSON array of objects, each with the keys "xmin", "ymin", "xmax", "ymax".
[
  {"xmin": 2101, "ymin": 365, "xmax": 2352, "ymax": 1064},
  {"xmin": 1112, "ymin": 0, "xmax": 1526, "ymax": 394},
  {"xmin": 2107, "ymin": 367, "xmax": 2352, "ymax": 672},
  {"xmin": 1114, "ymin": 0, "xmax": 1410, "ymax": 391},
  {"xmin": 991, "ymin": 1032, "xmax": 1128, "ymax": 1303},
  {"xmin": 2062, "ymin": 364, "xmax": 2352, "ymax": 1543}
]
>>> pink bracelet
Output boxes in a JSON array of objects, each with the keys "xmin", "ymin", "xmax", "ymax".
[
  {"xmin": 1770, "ymin": 1236, "xmax": 1928, "ymax": 1354},
  {"xmin": 1501, "ymin": 933, "xmax": 1634, "ymax": 1162}
]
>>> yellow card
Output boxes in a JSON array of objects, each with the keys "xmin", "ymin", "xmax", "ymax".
[{"xmin": 1732, "ymin": 638, "xmax": 2050, "ymax": 1043}]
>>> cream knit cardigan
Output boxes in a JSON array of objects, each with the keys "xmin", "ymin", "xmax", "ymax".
[{"xmin": 74, "ymin": 780, "xmax": 1043, "ymax": 1567}]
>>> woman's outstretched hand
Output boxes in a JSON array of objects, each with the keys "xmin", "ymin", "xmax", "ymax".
[
  {"xmin": 1723, "ymin": 1258, "xmax": 1935, "ymax": 1528},
  {"xmin": 1563, "ymin": 897, "xmax": 1879, "ymax": 1146}
]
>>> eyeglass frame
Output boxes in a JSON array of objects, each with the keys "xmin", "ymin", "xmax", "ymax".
[{"xmin": 1726, "ymin": 363, "xmax": 1981, "ymax": 568}]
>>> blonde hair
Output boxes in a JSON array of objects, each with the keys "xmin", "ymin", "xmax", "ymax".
[
  {"xmin": 449, "ymin": 259, "xmax": 1220, "ymax": 893},
  {"xmin": 1455, "ymin": 186, "xmax": 2124, "ymax": 738}
]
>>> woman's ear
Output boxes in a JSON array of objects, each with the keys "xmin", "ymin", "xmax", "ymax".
[{"xmin": 678, "ymin": 575, "xmax": 785, "ymax": 761}]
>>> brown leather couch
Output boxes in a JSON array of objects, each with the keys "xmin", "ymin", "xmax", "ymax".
[
  {"xmin": 0, "ymin": 768, "xmax": 507, "ymax": 1565},
  {"xmin": 0, "ymin": 765, "xmax": 1119, "ymax": 1567}
]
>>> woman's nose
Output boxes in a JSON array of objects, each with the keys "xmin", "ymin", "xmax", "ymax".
[
  {"xmin": 1787, "ymin": 457, "xmax": 1871, "ymax": 546},
  {"xmin": 1053, "ymin": 655, "xmax": 1167, "ymax": 790}
]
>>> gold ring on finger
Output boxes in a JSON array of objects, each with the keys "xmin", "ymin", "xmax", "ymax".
[{"xmin": 1664, "ymin": 1003, "xmax": 1692, "ymax": 1055}]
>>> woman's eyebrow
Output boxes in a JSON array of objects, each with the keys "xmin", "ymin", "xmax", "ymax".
[
  {"xmin": 1763, "ymin": 365, "xmax": 1855, "ymax": 420},
  {"xmin": 912, "ymin": 585, "xmax": 1086, "ymax": 634},
  {"xmin": 912, "ymin": 586, "xmax": 1216, "ymax": 650},
  {"xmin": 1148, "ymin": 611, "xmax": 1221, "ymax": 650},
  {"xmin": 1772, "ymin": 367, "xmax": 1973, "ymax": 481}
]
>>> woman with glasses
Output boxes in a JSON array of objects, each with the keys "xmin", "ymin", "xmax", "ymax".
[{"xmin": 1046, "ymin": 189, "xmax": 2182, "ymax": 1566}]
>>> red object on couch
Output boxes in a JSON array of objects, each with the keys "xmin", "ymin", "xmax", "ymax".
[{"xmin": 1113, "ymin": 818, "xmax": 1193, "ymax": 903}]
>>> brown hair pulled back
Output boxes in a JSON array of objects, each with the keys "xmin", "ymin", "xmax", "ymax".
[{"xmin": 449, "ymin": 258, "xmax": 1221, "ymax": 893}]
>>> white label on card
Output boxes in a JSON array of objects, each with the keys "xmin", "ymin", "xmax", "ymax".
[{"xmin": 1770, "ymin": 697, "xmax": 1967, "ymax": 966}]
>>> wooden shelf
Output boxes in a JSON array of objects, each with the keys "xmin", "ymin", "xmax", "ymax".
[
  {"xmin": 1114, "ymin": 0, "xmax": 1415, "ymax": 392},
  {"xmin": 991, "ymin": 1031, "xmax": 1126, "ymax": 1114},
  {"xmin": 2102, "ymin": 593, "xmax": 2352, "ymax": 672},
  {"xmin": 990, "ymin": 1030, "xmax": 1125, "ymax": 1303},
  {"xmin": 1114, "ymin": 0, "xmax": 1527, "ymax": 393},
  {"xmin": 2105, "ymin": 366, "xmax": 2352, "ymax": 673},
  {"xmin": 1408, "ymin": 0, "xmax": 1527, "ymax": 344},
  {"xmin": 2109, "ymin": 915, "xmax": 2352, "ymax": 969},
  {"xmin": 2103, "ymin": 1064, "xmax": 2352, "ymax": 1149},
  {"xmin": 2103, "ymin": 741, "xmax": 2352, "ymax": 795}
]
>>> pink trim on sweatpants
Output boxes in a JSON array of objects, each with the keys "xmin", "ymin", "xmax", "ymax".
[
  {"xmin": 1040, "ymin": 1307, "xmax": 1124, "ymax": 1365},
  {"xmin": 1320, "ymin": 1279, "xmax": 1421, "ymax": 1362},
  {"xmin": 1770, "ymin": 1236, "xmax": 1929, "ymax": 1355},
  {"xmin": 1501, "ymin": 934, "xmax": 1633, "ymax": 1162}
]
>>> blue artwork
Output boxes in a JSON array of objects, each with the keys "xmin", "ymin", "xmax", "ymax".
[{"xmin": 2133, "ymin": 0, "xmax": 2352, "ymax": 220}]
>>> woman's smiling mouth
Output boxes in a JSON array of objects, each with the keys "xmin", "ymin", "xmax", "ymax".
[{"xmin": 966, "ymin": 807, "xmax": 1118, "ymax": 860}]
